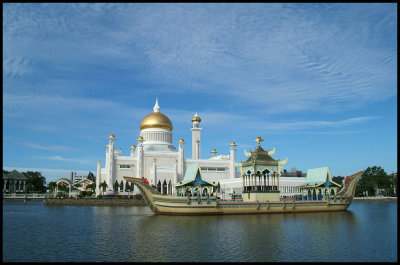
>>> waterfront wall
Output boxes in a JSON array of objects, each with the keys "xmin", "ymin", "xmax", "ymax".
[{"xmin": 44, "ymin": 198, "xmax": 146, "ymax": 206}]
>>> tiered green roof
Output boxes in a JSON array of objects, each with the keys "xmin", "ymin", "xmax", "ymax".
[{"xmin": 242, "ymin": 146, "xmax": 279, "ymax": 167}]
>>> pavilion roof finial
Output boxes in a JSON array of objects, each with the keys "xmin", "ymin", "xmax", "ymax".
[
  {"xmin": 255, "ymin": 136, "xmax": 264, "ymax": 147},
  {"xmin": 153, "ymin": 97, "xmax": 160, "ymax": 113}
]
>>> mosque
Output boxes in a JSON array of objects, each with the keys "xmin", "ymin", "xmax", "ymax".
[
  {"xmin": 94, "ymin": 99, "xmax": 321, "ymax": 199},
  {"xmin": 95, "ymin": 99, "xmax": 238, "ymax": 197}
]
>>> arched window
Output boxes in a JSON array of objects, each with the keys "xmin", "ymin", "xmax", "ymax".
[
  {"xmin": 120, "ymin": 180, "xmax": 124, "ymax": 191},
  {"xmin": 162, "ymin": 180, "xmax": 167, "ymax": 194},
  {"xmin": 202, "ymin": 188, "xmax": 208, "ymax": 196},
  {"xmin": 168, "ymin": 180, "xmax": 172, "ymax": 195}
]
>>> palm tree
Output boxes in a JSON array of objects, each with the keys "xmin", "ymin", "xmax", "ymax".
[
  {"xmin": 87, "ymin": 183, "xmax": 96, "ymax": 195},
  {"xmin": 48, "ymin": 182, "xmax": 57, "ymax": 197},
  {"xmin": 99, "ymin": 181, "xmax": 108, "ymax": 196},
  {"xmin": 113, "ymin": 181, "xmax": 119, "ymax": 192},
  {"xmin": 125, "ymin": 183, "xmax": 133, "ymax": 197}
]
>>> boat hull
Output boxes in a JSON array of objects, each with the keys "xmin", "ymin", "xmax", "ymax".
[
  {"xmin": 152, "ymin": 198, "xmax": 351, "ymax": 215},
  {"xmin": 124, "ymin": 171, "xmax": 362, "ymax": 216}
]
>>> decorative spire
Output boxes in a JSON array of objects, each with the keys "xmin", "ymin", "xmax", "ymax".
[
  {"xmin": 254, "ymin": 136, "xmax": 264, "ymax": 147},
  {"xmin": 192, "ymin": 112, "xmax": 201, "ymax": 122},
  {"xmin": 153, "ymin": 97, "xmax": 160, "ymax": 113}
]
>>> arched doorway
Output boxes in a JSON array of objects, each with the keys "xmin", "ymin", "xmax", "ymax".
[{"xmin": 162, "ymin": 180, "xmax": 167, "ymax": 194}]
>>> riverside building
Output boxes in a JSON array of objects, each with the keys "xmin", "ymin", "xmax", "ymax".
[{"xmin": 94, "ymin": 99, "xmax": 307, "ymax": 198}]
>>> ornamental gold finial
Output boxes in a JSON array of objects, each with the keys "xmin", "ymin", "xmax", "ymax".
[{"xmin": 255, "ymin": 136, "xmax": 264, "ymax": 146}]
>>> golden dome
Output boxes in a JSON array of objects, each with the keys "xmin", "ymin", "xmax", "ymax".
[
  {"xmin": 140, "ymin": 112, "xmax": 173, "ymax": 131},
  {"xmin": 108, "ymin": 134, "xmax": 116, "ymax": 140},
  {"xmin": 230, "ymin": 141, "xmax": 236, "ymax": 146},
  {"xmin": 179, "ymin": 139, "xmax": 185, "ymax": 143},
  {"xmin": 137, "ymin": 136, "xmax": 144, "ymax": 141},
  {"xmin": 140, "ymin": 98, "xmax": 173, "ymax": 131},
  {"xmin": 192, "ymin": 112, "xmax": 201, "ymax": 122},
  {"xmin": 211, "ymin": 148, "xmax": 217, "ymax": 153},
  {"xmin": 130, "ymin": 145, "xmax": 136, "ymax": 149}
]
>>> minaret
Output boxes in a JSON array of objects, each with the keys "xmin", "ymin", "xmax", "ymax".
[
  {"xmin": 230, "ymin": 141, "xmax": 237, "ymax": 178},
  {"xmin": 107, "ymin": 134, "xmax": 116, "ymax": 193},
  {"xmin": 130, "ymin": 145, "xmax": 136, "ymax": 157},
  {"xmin": 178, "ymin": 139, "xmax": 185, "ymax": 179},
  {"xmin": 137, "ymin": 136, "xmax": 144, "ymax": 179},
  {"xmin": 191, "ymin": 113, "xmax": 202, "ymax": 160},
  {"xmin": 96, "ymin": 161, "xmax": 101, "ymax": 196}
]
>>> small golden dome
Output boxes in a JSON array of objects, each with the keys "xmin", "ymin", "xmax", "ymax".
[
  {"xmin": 105, "ymin": 144, "xmax": 109, "ymax": 148},
  {"xmin": 192, "ymin": 113, "xmax": 201, "ymax": 122},
  {"xmin": 230, "ymin": 141, "xmax": 236, "ymax": 146},
  {"xmin": 130, "ymin": 145, "xmax": 136, "ymax": 149},
  {"xmin": 97, "ymin": 161, "xmax": 101, "ymax": 164},
  {"xmin": 140, "ymin": 112, "xmax": 173, "ymax": 131},
  {"xmin": 108, "ymin": 134, "xmax": 116, "ymax": 140},
  {"xmin": 137, "ymin": 136, "xmax": 144, "ymax": 141},
  {"xmin": 179, "ymin": 139, "xmax": 184, "ymax": 143},
  {"xmin": 211, "ymin": 148, "xmax": 217, "ymax": 153}
]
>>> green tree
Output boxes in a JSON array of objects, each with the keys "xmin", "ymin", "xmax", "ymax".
[
  {"xmin": 125, "ymin": 183, "xmax": 133, "ymax": 197},
  {"xmin": 87, "ymin": 183, "xmax": 96, "ymax": 194},
  {"xmin": 48, "ymin": 181, "xmax": 57, "ymax": 196},
  {"xmin": 23, "ymin": 171, "xmax": 46, "ymax": 193},
  {"xmin": 332, "ymin": 176, "xmax": 344, "ymax": 186},
  {"xmin": 99, "ymin": 181, "xmax": 108, "ymax": 195},
  {"xmin": 113, "ymin": 180, "xmax": 120, "ymax": 192},
  {"xmin": 356, "ymin": 166, "xmax": 389, "ymax": 196}
]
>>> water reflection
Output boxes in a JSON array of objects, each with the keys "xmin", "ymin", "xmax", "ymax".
[{"xmin": 3, "ymin": 201, "xmax": 397, "ymax": 262}]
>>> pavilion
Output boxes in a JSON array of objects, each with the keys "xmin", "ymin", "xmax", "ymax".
[
  {"xmin": 298, "ymin": 167, "xmax": 342, "ymax": 200},
  {"xmin": 174, "ymin": 163, "xmax": 217, "ymax": 198}
]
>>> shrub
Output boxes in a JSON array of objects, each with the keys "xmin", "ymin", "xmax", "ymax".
[{"xmin": 97, "ymin": 194, "xmax": 103, "ymax": 199}]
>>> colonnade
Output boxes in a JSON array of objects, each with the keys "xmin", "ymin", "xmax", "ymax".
[
  {"xmin": 3, "ymin": 179, "xmax": 26, "ymax": 193},
  {"xmin": 243, "ymin": 171, "xmax": 279, "ymax": 192},
  {"xmin": 299, "ymin": 187, "xmax": 339, "ymax": 200}
]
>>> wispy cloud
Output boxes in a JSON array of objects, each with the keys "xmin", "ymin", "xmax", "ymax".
[{"xmin": 3, "ymin": 3, "xmax": 396, "ymax": 114}]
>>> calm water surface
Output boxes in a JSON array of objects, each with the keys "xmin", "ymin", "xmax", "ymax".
[{"xmin": 3, "ymin": 200, "xmax": 397, "ymax": 262}]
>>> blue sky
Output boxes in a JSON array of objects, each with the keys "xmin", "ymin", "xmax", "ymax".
[{"xmin": 3, "ymin": 3, "xmax": 397, "ymax": 183}]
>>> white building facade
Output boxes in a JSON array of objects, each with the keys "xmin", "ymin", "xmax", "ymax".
[
  {"xmin": 95, "ymin": 99, "xmax": 237, "ymax": 197},
  {"xmin": 95, "ymin": 99, "xmax": 306, "ymax": 198}
]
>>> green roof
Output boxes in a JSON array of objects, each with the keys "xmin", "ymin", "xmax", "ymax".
[
  {"xmin": 301, "ymin": 167, "xmax": 341, "ymax": 187},
  {"xmin": 175, "ymin": 163, "xmax": 216, "ymax": 187},
  {"xmin": 242, "ymin": 146, "xmax": 279, "ymax": 167},
  {"xmin": 3, "ymin": 170, "xmax": 28, "ymax": 180}
]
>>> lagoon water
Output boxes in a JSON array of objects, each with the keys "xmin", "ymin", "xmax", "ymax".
[{"xmin": 3, "ymin": 200, "xmax": 397, "ymax": 262}]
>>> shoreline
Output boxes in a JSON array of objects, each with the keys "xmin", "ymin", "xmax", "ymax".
[
  {"xmin": 353, "ymin": 197, "xmax": 397, "ymax": 202},
  {"xmin": 43, "ymin": 197, "xmax": 146, "ymax": 206}
]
